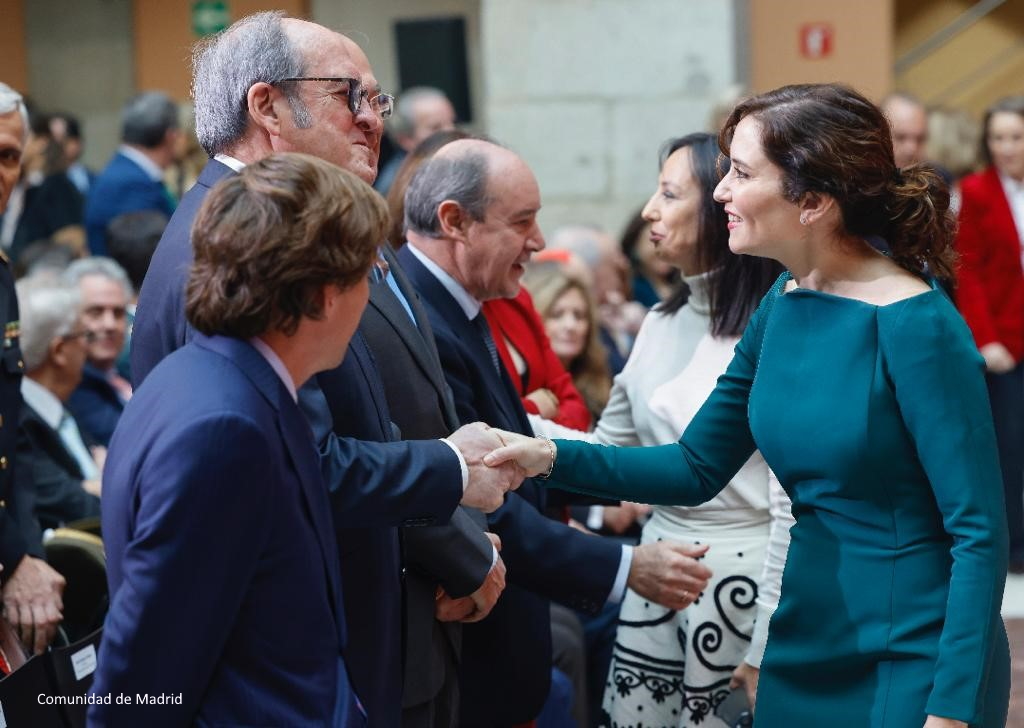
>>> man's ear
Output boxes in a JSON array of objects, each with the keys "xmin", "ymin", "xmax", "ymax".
[
  {"xmin": 247, "ymin": 82, "xmax": 283, "ymax": 138},
  {"xmin": 437, "ymin": 200, "xmax": 470, "ymax": 242},
  {"xmin": 48, "ymin": 337, "xmax": 69, "ymax": 369}
]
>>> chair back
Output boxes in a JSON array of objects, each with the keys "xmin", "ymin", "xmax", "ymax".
[{"xmin": 44, "ymin": 529, "xmax": 107, "ymax": 644}]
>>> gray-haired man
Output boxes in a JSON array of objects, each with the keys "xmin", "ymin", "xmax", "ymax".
[{"xmin": 0, "ymin": 82, "xmax": 67, "ymax": 657}]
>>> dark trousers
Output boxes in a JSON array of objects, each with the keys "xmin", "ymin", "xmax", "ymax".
[{"xmin": 987, "ymin": 363, "xmax": 1024, "ymax": 560}]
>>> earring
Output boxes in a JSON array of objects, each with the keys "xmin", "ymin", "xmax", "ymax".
[{"xmin": 799, "ymin": 213, "xmax": 809, "ymax": 226}]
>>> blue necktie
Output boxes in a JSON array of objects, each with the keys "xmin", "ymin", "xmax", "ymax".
[
  {"xmin": 473, "ymin": 313, "xmax": 501, "ymax": 374},
  {"xmin": 371, "ymin": 255, "xmax": 417, "ymax": 328}
]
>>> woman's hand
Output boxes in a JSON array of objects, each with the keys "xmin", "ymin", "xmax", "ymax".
[
  {"xmin": 980, "ymin": 342, "xmax": 1015, "ymax": 373},
  {"xmin": 525, "ymin": 388, "xmax": 560, "ymax": 420},
  {"xmin": 484, "ymin": 429, "xmax": 555, "ymax": 477},
  {"xmin": 729, "ymin": 661, "xmax": 759, "ymax": 714},
  {"xmin": 922, "ymin": 716, "xmax": 967, "ymax": 728}
]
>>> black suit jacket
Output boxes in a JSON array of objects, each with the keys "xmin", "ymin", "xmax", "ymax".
[
  {"xmin": 359, "ymin": 244, "xmax": 493, "ymax": 713},
  {"xmin": 0, "ymin": 255, "xmax": 40, "ymax": 576},
  {"xmin": 399, "ymin": 246, "xmax": 622, "ymax": 726},
  {"xmin": 15, "ymin": 403, "xmax": 100, "ymax": 534},
  {"xmin": 130, "ymin": 159, "xmax": 465, "ymax": 725}
]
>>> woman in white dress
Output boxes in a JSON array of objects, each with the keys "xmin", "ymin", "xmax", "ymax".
[{"xmin": 532, "ymin": 132, "xmax": 793, "ymax": 726}]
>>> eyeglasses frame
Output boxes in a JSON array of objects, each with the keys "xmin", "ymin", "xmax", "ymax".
[{"xmin": 275, "ymin": 77, "xmax": 395, "ymax": 119}]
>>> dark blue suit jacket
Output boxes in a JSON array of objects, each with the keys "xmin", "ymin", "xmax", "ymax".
[
  {"xmin": 85, "ymin": 151, "xmax": 174, "ymax": 256},
  {"xmin": 90, "ymin": 334, "xmax": 357, "ymax": 727},
  {"xmin": 399, "ymin": 246, "xmax": 623, "ymax": 726},
  {"xmin": 67, "ymin": 363, "xmax": 124, "ymax": 446},
  {"xmin": 130, "ymin": 159, "xmax": 463, "ymax": 724}
]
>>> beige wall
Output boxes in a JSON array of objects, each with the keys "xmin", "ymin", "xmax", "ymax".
[
  {"xmin": 0, "ymin": 0, "xmax": 28, "ymax": 93},
  {"xmin": 134, "ymin": 0, "xmax": 310, "ymax": 101},
  {"xmin": 894, "ymin": 0, "xmax": 1024, "ymax": 115},
  {"xmin": 749, "ymin": 0, "xmax": 893, "ymax": 102},
  {"xmin": 311, "ymin": 0, "xmax": 483, "ymax": 127}
]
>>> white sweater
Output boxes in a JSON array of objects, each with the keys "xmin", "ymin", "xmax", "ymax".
[{"xmin": 531, "ymin": 272, "xmax": 793, "ymax": 666}]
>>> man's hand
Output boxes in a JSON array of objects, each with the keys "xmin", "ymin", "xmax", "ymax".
[
  {"xmin": 449, "ymin": 423, "xmax": 524, "ymax": 512},
  {"xmin": 626, "ymin": 541, "xmax": 711, "ymax": 611},
  {"xmin": 2, "ymin": 556, "xmax": 66, "ymax": 654},
  {"xmin": 980, "ymin": 342, "xmax": 1015, "ymax": 373},
  {"xmin": 729, "ymin": 661, "xmax": 759, "ymax": 714},
  {"xmin": 435, "ymin": 532, "xmax": 506, "ymax": 623}
]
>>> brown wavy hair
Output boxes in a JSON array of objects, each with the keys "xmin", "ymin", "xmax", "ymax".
[
  {"xmin": 719, "ymin": 83, "xmax": 956, "ymax": 281},
  {"xmin": 186, "ymin": 152, "xmax": 388, "ymax": 338}
]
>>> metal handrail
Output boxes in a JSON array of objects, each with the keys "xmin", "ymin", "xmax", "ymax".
[{"xmin": 895, "ymin": 0, "xmax": 1007, "ymax": 73}]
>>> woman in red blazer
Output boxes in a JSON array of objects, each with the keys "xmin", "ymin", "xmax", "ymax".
[
  {"xmin": 954, "ymin": 95, "xmax": 1024, "ymax": 572},
  {"xmin": 483, "ymin": 286, "xmax": 592, "ymax": 432}
]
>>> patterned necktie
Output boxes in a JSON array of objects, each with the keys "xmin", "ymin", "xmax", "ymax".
[{"xmin": 473, "ymin": 313, "xmax": 501, "ymax": 374}]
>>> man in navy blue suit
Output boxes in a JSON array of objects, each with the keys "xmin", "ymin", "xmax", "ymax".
[
  {"xmin": 90, "ymin": 153, "xmax": 386, "ymax": 726},
  {"xmin": 400, "ymin": 139, "xmax": 715, "ymax": 726},
  {"xmin": 84, "ymin": 92, "xmax": 179, "ymax": 256},
  {"xmin": 130, "ymin": 12, "xmax": 516, "ymax": 724}
]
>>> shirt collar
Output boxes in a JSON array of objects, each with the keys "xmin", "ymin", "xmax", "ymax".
[
  {"xmin": 406, "ymin": 242, "xmax": 481, "ymax": 320},
  {"xmin": 20, "ymin": 377, "xmax": 64, "ymax": 430},
  {"xmin": 118, "ymin": 144, "xmax": 164, "ymax": 182},
  {"xmin": 214, "ymin": 154, "xmax": 246, "ymax": 173},
  {"xmin": 998, "ymin": 171, "xmax": 1024, "ymax": 197},
  {"xmin": 249, "ymin": 337, "xmax": 298, "ymax": 402}
]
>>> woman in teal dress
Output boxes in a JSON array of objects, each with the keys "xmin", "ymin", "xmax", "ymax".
[{"xmin": 485, "ymin": 83, "xmax": 1010, "ymax": 728}]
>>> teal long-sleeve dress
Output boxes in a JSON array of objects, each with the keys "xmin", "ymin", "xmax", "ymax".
[{"xmin": 548, "ymin": 274, "xmax": 1010, "ymax": 727}]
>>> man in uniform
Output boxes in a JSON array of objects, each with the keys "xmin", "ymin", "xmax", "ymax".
[{"xmin": 0, "ymin": 82, "xmax": 66, "ymax": 657}]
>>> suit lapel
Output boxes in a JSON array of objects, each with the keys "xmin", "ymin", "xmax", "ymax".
[
  {"xmin": 25, "ymin": 407, "xmax": 84, "ymax": 478},
  {"xmin": 374, "ymin": 245, "xmax": 460, "ymax": 429},
  {"xmin": 345, "ymin": 330, "xmax": 394, "ymax": 440},
  {"xmin": 397, "ymin": 247, "xmax": 526, "ymax": 431},
  {"xmin": 193, "ymin": 334, "xmax": 343, "ymax": 633}
]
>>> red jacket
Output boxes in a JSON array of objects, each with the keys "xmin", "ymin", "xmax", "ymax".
[
  {"xmin": 483, "ymin": 289, "xmax": 591, "ymax": 431},
  {"xmin": 954, "ymin": 166, "xmax": 1024, "ymax": 361}
]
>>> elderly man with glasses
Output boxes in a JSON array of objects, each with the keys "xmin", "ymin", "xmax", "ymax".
[
  {"xmin": 0, "ymin": 82, "xmax": 67, "ymax": 661},
  {"xmin": 14, "ymin": 277, "xmax": 102, "ymax": 539},
  {"xmin": 131, "ymin": 11, "xmax": 515, "ymax": 726}
]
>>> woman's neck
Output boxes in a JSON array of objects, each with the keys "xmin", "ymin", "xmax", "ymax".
[{"xmin": 784, "ymin": 234, "xmax": 891, "ymax": 294}]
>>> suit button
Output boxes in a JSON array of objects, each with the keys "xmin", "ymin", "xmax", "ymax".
[
  {"xmin": 0, "ymin": 413, "xmax": 3, "ymax": 427},
  {"xmin": 0, "ymin": 499, "xmax": 5, "ymax": 508},
  {"xmin": 16, "ymin": 360, "xmax": 23, "ymax": 369},
  {"xmin": 0, "ymin": 456, "xmax": 6, "ymax": 469}
]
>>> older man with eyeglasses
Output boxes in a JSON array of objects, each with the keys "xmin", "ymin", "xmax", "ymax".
[
  {"xmin": 15, "ymin": 277, "xmax": 102, "ymax": 539},
  {"xmin": 131, "ymin": 11, "xmax": 516, "ymax": 726},
  {"xmin": 0, "ymin": 82, "xmax": 68, "ymax": 661}
]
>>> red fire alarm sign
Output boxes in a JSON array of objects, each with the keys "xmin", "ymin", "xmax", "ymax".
[{"xmin": 800, "ymin": 23, "xmax": 834, "ymax": 59}]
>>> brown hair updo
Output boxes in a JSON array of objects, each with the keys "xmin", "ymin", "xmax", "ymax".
[{"xmin": 719, "ymin": 83, "xmax": 956, "ymax": 281}]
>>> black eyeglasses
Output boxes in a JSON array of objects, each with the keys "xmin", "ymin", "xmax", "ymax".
[{"xmin": 276, "ymin": 77, "xmax": 394, "ymax": 119}]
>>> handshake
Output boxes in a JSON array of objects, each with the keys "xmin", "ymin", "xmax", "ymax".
[{"xmin": 450, "ymin": 423, "xmax": 555, "ymax": 512}]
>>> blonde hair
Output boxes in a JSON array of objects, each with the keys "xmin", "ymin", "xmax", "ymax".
[{"xmin": 524, "ymin": 261, "xmax": 611, "ymax": 418}]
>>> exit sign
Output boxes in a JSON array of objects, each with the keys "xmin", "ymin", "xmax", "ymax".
[
  {"xmin": 799, "ymin": 23, "xmax": 834, "ymax": 60},
  {"xmin": 193, "ymin": 0, "xmax": 230, "ymax": 37}
]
